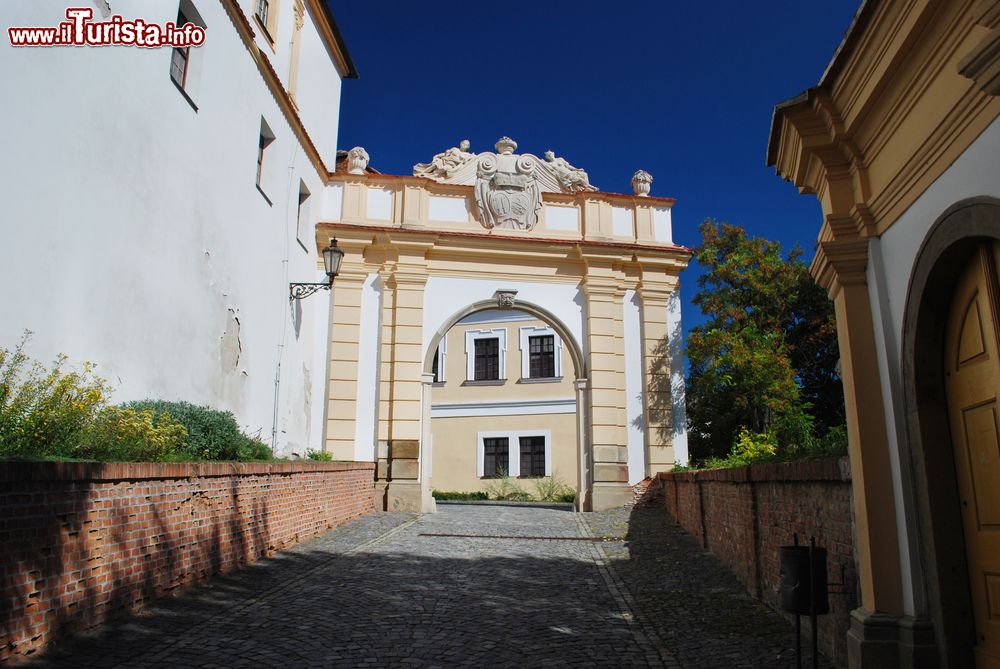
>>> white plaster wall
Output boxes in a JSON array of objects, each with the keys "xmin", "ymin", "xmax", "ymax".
[
  {"xmin": 623, "ymin": 289, "xmax": 646, "ymax": 483},
  {"xmin": 868, "ymin": 114, "xmax": 1000, "ymax": 616},
  {"xmin": 354, "ymin": 273, "xmax": 382, "ymax": 461},
  {"xmin": 667, "ymin": 290, "xmax": 689, "ymax": 465},
  {"xmin": 422, "ymin": 278, "xmax": 585, "ymax": 369},
  {"xmin": 0, "ymin": 0, "xmax": 343, "ymax": 455},
  {"xmin": 294, "ymin": 5, "xmax": 344, "ymax": 167}
]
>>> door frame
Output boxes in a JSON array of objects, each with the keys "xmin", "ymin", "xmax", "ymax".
[{"xmin": 902, "ymin": 196, "xmax": 1000, "ymax": 666}]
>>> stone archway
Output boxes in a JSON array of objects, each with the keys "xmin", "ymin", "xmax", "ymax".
[
  {"xmin": 419, "ymin": 298, "xmax": 591, "ymax": 511},
  {"xmin": 315, "ymin": 141, "xmax": 691, "ymax": 515},
  {"xmin": 901, "ymin": 196, "xmax": 1000, "ymax": 666}
]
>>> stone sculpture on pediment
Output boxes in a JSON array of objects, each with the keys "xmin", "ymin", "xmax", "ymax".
[
  {"xmin": 543, "ymin": 151, "xmax": 597, "ymax": 193},
  {"xmin": 413, "ymin": 140, "xmax": 476, "ymax": 179}
]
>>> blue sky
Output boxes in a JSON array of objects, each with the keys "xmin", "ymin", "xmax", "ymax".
[{"xmin": 330, "ymin": 1, "xmax": 861, "ymax": 334}]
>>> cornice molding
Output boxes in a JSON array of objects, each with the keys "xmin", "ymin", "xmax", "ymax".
[
  {"xmin": 811, "ymin": 238, "xmax": 870, "ymax": 295},
  {"xmin": 959, "ymin": 0, "xmax": 1000, "ymax": 95}
]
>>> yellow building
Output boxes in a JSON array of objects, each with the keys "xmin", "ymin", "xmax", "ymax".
[
  {"xmin": 315, "ymin": 138, "xmax": 691, "ymax": 512},
  {"xmin": 428, "ymin": 311, "xmax": 578, "ymax": 494},
  {"xmin": 767, "ymin": 1, "xmax": 1000, "ymax": 666}
]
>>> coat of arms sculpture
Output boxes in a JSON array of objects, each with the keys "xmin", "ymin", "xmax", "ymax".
[
  {"xmin": 475, "ymin": 137, "xmax": 541, "ymax": 230},
  {"xmin": 412, "ymin": 136, "xmax": 597, "ymax": 232}
]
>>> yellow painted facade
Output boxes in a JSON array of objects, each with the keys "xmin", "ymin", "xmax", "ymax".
[{"xmin": 767, "ymin": 1, "xmax": 1000, "ymax": 665}]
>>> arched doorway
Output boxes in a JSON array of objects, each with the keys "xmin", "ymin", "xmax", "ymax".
[
  {"xmin": 420, "ymin": 299, "xmax": 591, "ymax": 510},
  {"xmin": 902, "ymin": 197, "xmax": 1000, "ymax": 666},
  {"xmin": 943, "ymin": 242, "xmax": 1000, "ymax": 666}
]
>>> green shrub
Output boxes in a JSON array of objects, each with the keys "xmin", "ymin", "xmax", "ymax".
[
  {"xmin": 0, "ymin": 333, "xmax": 111, "ymax": 459},
  {"xmin": 556, "ymin": 491, "xmax": 576, "ymax": 504},
  {"xmin": 729, "ymin": 428, "xmax": 778, "ymax": 464},
  {"xmin": 799, "ymin": 424, "xmax": 848, "ymax": 458},
  {"xmin": 533, "ymin": 473, "xmax": 574, "ymax": 502},
  {"xmin": 483, "ymin": 469, "xmax": 529, "ymax": 501},
  {"xmin": 123, "ymin": 400, "xmax": 273, "ymax": 461},
  {"xmin": 431, "ymin": 490, "xmax": 489, "ymax": 501},
  {"xmin": 78, "ymin": 407, "xmax": 187, "ymax": 461},
  {"xmin": 306, "ymin": 448, "xmax": 333, "ymax": 461}
]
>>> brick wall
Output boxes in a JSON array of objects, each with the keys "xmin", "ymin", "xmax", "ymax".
[
  {"xmin": 658, "ymin": 457, "xmax": 856, "ymax": 667},
  {"xmin": 0, "ymin": 460, "xmax": 376, "ymax": 660}
]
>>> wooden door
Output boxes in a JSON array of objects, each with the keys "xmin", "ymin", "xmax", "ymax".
[{"xmin": 945, "ymin": 243, "xmax": 1000, "ymax": 667}]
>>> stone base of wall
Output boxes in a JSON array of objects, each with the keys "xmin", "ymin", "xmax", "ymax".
[
  {"xmin": 0, "ymin": 460, "xmax": 376, "ymax": 661},
  {"xmin": 657, "ymin": 457, "xmax": 856, "ymax": 667}
]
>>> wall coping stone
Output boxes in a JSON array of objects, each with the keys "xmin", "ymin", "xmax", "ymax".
[
  {"xmin": 655, "ymin": 455, "xmax": 850, "ymax": 484},
  {"xmin": 0, "ymin": 460, "xmax": 376, "ymax": 483}
]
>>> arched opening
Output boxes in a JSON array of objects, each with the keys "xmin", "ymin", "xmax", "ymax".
[
  {"xmin": 419, "ymin": 299, "xmax": 591, "ymax": 510},
  {"xmin": 901, "ymin": 197, "xmax": 1000, "ymax": 666}
]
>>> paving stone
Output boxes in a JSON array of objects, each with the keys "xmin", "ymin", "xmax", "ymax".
[{"xmin": 12, "ymin": 505, "xmax": 834, "ymax": 668}]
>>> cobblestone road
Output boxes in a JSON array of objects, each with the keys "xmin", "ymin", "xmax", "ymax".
[{"xmin": 18, "ymin": 504, "xmax": 832, "ymax": 668}]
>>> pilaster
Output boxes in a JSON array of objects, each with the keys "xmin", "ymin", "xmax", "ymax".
[
  {"xmin": 323, "ymin": 258, "xmax": 367, "ymax": 460},
  {"xmin": 582, "ymin": 266, "xmax": 630, "ymax": 509},
  {"xmin": 821, "ymin": 239, "xmax": 904, "ymax": 622},
  {"xmin": 637, "ymin": 275, "xmax": 679, "ymax": 475}
]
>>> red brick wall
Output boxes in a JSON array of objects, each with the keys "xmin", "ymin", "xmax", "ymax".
[
  {"xmin": 657, "ymin": 457, "xmax": 856, "ymax": 667},
  {"xmin": 0, "ymin": 461, "xmax": 376, "ymax": 660}
]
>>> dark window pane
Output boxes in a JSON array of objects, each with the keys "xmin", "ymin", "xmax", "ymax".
[
  {"xmin": 432, "ymin": 349, "xmax": 440, "ymax": 382},
  {"xmin": 170, "ymin": 10, "xmax": 190, "ymax": 87},
  {"xmin": 528, "ymin": 335, "xmax": 555, "ymax": 378},
  {"xmin": 474, "ymin": 337, "xmax": 499, "ymax": 381},
  {"xmin": 483, "ymin": 437, "xmax": 509, "ymax": 478},
  {"xmin": 519, "ymin": 436, "xmax": 545, "ymax": 477},
  {"xmin": 256, "ymin": 0, "xmax": 269, "ymax": 25}
]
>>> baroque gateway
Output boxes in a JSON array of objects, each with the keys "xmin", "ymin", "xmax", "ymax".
[{"xmin": 320, "ymin": 138, "xmax": 691, "ymax": 512}]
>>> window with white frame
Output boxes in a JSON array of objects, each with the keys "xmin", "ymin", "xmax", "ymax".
[
  {"xmin": 465, "ymin": 328, "xmax": 506, "ymax": 382},
  {"xmin": 254, "ymin": 0, "xmax": 280, "ymax": 44},
  {"xmin": 518, "ymin": 326, "xmax": 563, "ymax": 380},
  {"xmin": 477, "ymin": 430, "xmax": 551, "ymax": 478}
]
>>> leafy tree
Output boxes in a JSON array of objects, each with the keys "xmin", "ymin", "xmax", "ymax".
[{"xmin": 686, "ymin": 220, "xmax": 844, "ymax": 461}]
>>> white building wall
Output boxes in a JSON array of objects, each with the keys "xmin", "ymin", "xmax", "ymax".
[
  {"xmin": 0, "ymin": 0, "xmax": 345, "ymax": 454},
  {"xmin": 867, "ymin": 114, "xmax": 1000, "ymax": 615},
  {"xmin": 623, "ymin": 289, "xmax": 646, "ymax": 484},
  {"xmin": 295, "ymin": 6, "xmax": 345, "ymax": 168}
]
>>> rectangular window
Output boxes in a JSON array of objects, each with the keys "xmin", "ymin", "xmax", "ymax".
[
  {"xmin": 483, "ymin": 437, "xmax": 509, "ymax": 478},
  {"xmin": 255, "ymin": 0, "xmax": 270, "ymax": 27},
  {"xmin": 528, "ymin": 335, "xmax": 556, "ymax": 378},
  {"xmin": 474, "ymin": 337, "xmax": 500, "ymax": 381},
  {"xmin": 170, "ymin": 9, "xmax": 190, "ymax": 87},
  {"xmin": 519, "ymin": 436, "xmax": 546, "ymax": 478},
  {"xmin": 296, "ymin": 181, "xmax": 311, "ymax": 250},
  {"xmin": 169, "ymin": 1, "xmax": 205, "ymax": 107},
  {"xmin": 432, "ymin": 349, "xmax": 440, "ymax": 383},
  {"xmin": 256, "ymin": 117, "xmax": 275, "ymax": 202}
]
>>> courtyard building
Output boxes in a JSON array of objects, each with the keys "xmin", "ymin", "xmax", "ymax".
[{"xmin": 768, "ymin": 0, "xmax": 1000, "ymax": 666}]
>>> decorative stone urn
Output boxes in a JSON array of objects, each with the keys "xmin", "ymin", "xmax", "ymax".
[
  {"xmin": 632, "ymin": 169, "xmax": 653, "ymax": 197},
  {"xmin": 495, "ymin": 136, "xmax": 517, "ymax": 155},
  {"xmin": 347, "ymin": 146, "xmax": 369, "ymax": 175}
]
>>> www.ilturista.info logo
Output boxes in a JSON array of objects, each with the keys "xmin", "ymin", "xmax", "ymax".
[{"xmin": 8, "ymin": 8, "xmax": 206, "ymax": 48}]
